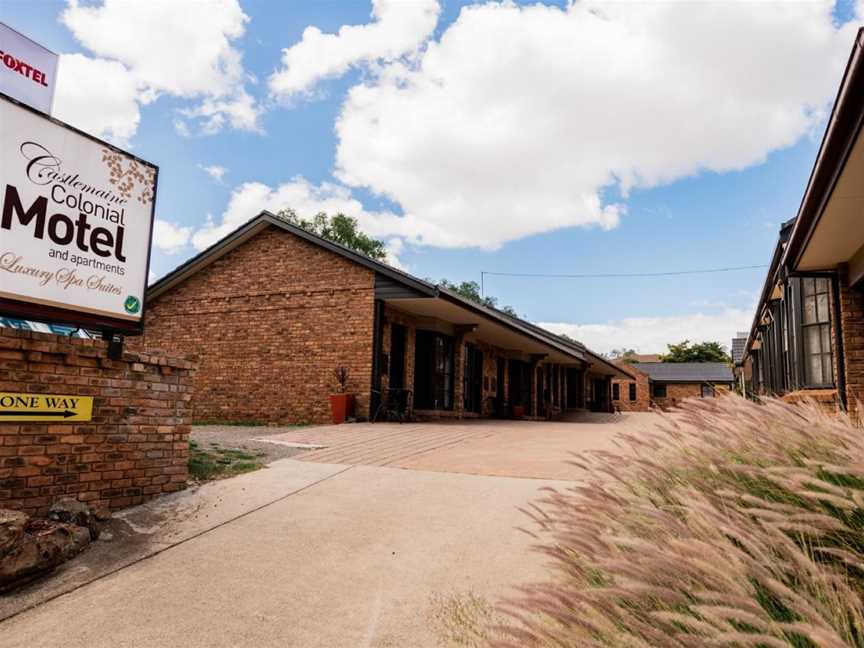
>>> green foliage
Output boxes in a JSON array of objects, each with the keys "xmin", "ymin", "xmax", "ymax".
[
  {"xmin": 276, "ymin": 208, "xmax": 387, "ymax": 261},
  {"xmin": 608, "ymin": 348, "xmax": 638, "ymax": 362},
  {"xmin": 188, "ymin": 441, "xmax": 265, "ymax": 482},
  {"xmin": 437, "ymin": 279, "xmax": 518, "ymax": 316},
  {"xmin": 661, "ymin": 339, "xmax": 731, "ymax": 363}
]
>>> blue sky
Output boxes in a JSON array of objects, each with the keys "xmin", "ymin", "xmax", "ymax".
[{"xmin": 2, "ymin": 0, "xmax": 861, "ymax": 353}]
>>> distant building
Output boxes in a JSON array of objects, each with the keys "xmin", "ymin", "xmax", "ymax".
[
  {"xmin": 137, "ymin": 212, "xmax": 630, "ymax": 424},
  {"xmin": 612, "ymin": 361, "xmax": 735, "ymax": 412}
]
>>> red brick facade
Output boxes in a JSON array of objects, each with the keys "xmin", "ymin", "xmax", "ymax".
[
  {"xmin": 0, "ymin": 327, "xmax": 194, "ymax": 515},
  {"xmin": 137, "ymin": 226, "xmax": 376, "ymax": 425},
  {"xmin": 611, "ymin": 363, "xmax": 651, "ymax": 412},
  {"xmin": 612, "ymin": 362, "xmax": 732, "ymax": 412},
  {"xmin": 838, "ymin": 266, "xmax": 864, "ymax": 417},
  {"xmin": 138, "ymin": 220, "xmax": 622, "ymax": 424},
  {"xmin": 651, "ymin": 382, "xmax": 730, "ymax": 410}
]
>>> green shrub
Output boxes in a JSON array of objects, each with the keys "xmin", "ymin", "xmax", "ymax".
[{"xmin": 492, "ymin": 397, "xmax": 864, "ymax": 647}]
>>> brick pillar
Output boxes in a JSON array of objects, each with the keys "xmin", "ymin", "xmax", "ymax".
[
  {"xmin": 838, "ymin": 267, "xmax": 864, "ymax": 418},
  {"xmin": 453, "ymin": 335, "xmax": 465, "ymax": 417}
]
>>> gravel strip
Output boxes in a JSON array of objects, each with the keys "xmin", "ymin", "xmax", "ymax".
[{"xmin": 190, "ymin": 426, "xmax": 311, "ymax": 464}]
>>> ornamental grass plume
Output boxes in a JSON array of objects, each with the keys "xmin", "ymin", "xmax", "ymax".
[{"xmin": 493, "ymin": 396, "xmax": 864, "ymax": 648}]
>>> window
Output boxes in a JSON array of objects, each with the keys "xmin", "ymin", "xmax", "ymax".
[
  {"xmin": 612, "ymin": 383, "xmax": 620, "ymax": 400},
  {"xmin": 652, "ymin": 383, "xmax": 667, "ymax": 398},
  {"xmin": 629, "ymin": 383, "xmax": 636, "ymax": 401},
  {"xmin": 414, "ymin": 330, "xmax": 455, "ymax": 410},
  {"xmin": 701, "ymin": 384, "xmax": 715, "ymax": 398},
  {"xmin": 801, "ymin": 277, "xmax": 833, "ymax": 387}
]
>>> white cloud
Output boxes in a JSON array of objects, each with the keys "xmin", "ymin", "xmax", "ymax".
[
  {"xmin": 198, "ymin": 164, "xmax": 229, "ymax": 183},
  {"xmin": 53, "ymin": 54, "xmax": 142, "ymax": 146},
  {"xmin": 153, "ymin": 219, "xmax": 192, "ymax": 255},
  {"xmin": 190, "ymin": 178, "xmax": 407, "ymax": 267},
  {"xmin": 539, "ymin": 307, "xmax": 754, "ymax": 356},
  {"xmin": 268, "ymin": 0, "xmax": 440, "ymax": 101},
  {"xmin": 58, "ymin": 0, "xmax": 260, "ymax": 140},
  {"xmin": 328, "ymin": 0, "xmax": 860, "ymax": 249}
]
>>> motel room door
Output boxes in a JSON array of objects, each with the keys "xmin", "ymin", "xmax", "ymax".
[{"xmin": 566, "ymin": 368, "xmax": 583, "ymax": 408}]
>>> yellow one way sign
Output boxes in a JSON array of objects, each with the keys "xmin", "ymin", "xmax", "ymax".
[{"xmin": 0, "ymin": 392, "xmax": 93, "ymax": 422}]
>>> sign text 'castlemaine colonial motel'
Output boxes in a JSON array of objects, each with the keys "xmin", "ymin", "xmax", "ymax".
[{"xmin": 0, "ymin": 93, "xmax": 158, "ymax": 334}]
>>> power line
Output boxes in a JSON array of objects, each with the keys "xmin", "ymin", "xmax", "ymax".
[{"xmin": 479, "ymin": 264, "xmax": 768, "ymax": 296}]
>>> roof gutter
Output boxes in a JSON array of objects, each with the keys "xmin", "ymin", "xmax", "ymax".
[
  {"xmin": 782, "ymin": 27, "xmax": 864, "ymax": 273},
  {"xmin": 435, "ymin": 287, "xmax": 587, "ymax": 361}
]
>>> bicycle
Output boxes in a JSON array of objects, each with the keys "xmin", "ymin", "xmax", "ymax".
[{"xmin": 371, "ymin": 387, "xmax": 414, "ymax": 423}]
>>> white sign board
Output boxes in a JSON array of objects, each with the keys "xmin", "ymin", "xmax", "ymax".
[
  {"xmin": 0, "ymin": 96, "xmax": 157, "ymax": 330},
  {"xmin": 0, "ymin": 23, "xmax": 57, "ymax": 115}
]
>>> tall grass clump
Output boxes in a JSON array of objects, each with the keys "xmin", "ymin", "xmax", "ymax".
[{"xmin": 494, "ymin": 396, "xmax": 864, "ymax": 648}]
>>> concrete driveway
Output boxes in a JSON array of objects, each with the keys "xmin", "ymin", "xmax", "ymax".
[{"xmin": 1, "ymin": 412, "xmax": 663, "ymax": 647}]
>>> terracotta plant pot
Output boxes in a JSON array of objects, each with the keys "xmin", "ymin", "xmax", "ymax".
[
  {"xmin": 512, "ymin": 405, "xmax": 525, "ymax": 419},
  {"xmin": 329, "ymin": 393, "xmax": 354, "ymax": 424}
]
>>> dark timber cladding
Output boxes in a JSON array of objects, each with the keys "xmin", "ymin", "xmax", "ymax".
[{"xmin": 142, "ymin": 211, "xmax": 630, "ymax": 424}]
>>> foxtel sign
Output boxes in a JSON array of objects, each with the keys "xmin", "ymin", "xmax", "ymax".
[{"xmin": 0, "ymin": 94, "xmax": 157, "ymax": 332}]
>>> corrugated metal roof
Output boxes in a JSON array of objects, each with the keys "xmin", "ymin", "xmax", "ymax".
[{"xmin": 634, "ymin": 362, "xmax": 734, "ymax": 383}]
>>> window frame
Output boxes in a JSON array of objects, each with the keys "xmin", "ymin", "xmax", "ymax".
[
  {"xmin": 652, "ymin": 383, "xmax": 667, "ymax": 399},
  {"xmin": 612, "ymin": 383, "xmax": 620, "ymax": 401},
  {"xmin": 798, "ymin": 276, "xmax": 835, "ymax": 389},
  {"xmin": 628, "ymin": 382, "xmax": 636, "ymax": 402}
]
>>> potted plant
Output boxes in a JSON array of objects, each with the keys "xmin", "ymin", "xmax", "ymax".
[{"xmin": 329, "ymin": 367, "xmax": 355, "ymax": 424}]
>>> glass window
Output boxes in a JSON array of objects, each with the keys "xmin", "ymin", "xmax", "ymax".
[
  {"xmin": 629, "ymin": 383, "xmax": 636, "ymax": 401},
  {"xmin": 801, "ymin": 277, "xmax": 833, "ymax": 387},
  {"xmin": 652, "ymin": 383, "xmax": 667, "ymax": 398},
  {"xmin": 414, "ymin": 330, "xmax": 455, "ymax": 410},
  {"xmin": 612, "ymin": 383, "xmax": 620, "ymax": 401}
]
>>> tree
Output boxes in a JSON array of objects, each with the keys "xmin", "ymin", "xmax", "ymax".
[
  {"xmin": 661, "ymin": 340, "xmax": 730, "ymax": 363},
  {"xmin": 277, "ymin": 208, "xmax": 387, "ymax": 261},
  {"xmin": 608, "ymin": 348, "xmax": 639, "ymax": 363},
  {"xmin": 437, "ymin": 279, "xmax": 518, "ymax": 317}
]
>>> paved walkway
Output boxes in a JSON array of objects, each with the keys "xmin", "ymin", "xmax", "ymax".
[
  {"xmin": 2, "ymin": 462, "xmax": 572, "ymax": 648},
  {"xmin": 257, "ymin": 412, "xmax": 660, "ymax": 479},
  {"xmin": 1, "ymin": 412, "xmax": 665, "ymax": 647}
]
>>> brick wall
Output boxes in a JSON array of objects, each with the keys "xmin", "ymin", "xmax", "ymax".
[
  {"xmin": 837, "ymin": 267, "xmax": 864, "ymax": 417},
  {"xmin": 137, "ymin": 226, "xmax": 376, "ymax": 425},
  {"xmin": 0, "ymin": 327, "xmax": 194, "ymax": 515},
  {"xmin": 652, "ymin": 382, "xmax": 731, "ymax": 410},
  {"xmin": 612, "ymin": 363, "xmax": 651, "ymax": 412}
]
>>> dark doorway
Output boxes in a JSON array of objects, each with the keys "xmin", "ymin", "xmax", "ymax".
[
  {"xmin": 566, "ymin": 368, "xmax": 583, "ymax": 408},
  {"xmin": 389, "ymin": 324, "xmax": 406, "ymax": 388},
  {"xmin": 414, "ymin": 330, "xmax": 454, "ymax": 410},
  {"xmin": 463, "ymin": 343, "xmax": 483, "ymax": 414},
  {"xmin": 508, "ymin": 359, "xmax": 532, "ymax": 415},
  {"xmin": 591, "ymin": 377, "xmax": 609, "ymax": 412},
  {"xmin": 537, "ymin": 366, "xmax": 546, "ymax": 417}
]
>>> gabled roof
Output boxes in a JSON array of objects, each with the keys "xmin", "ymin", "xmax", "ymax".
[
  {"xmin": 635, "ymin": 362, "xmax": 734, "ymax": 383},
  {"xmin": 147, "ymin": 211, "xmax": 628, "ymax": 373},
  {"xmin": 148, "ymin": 211, "xmax": 436, "ymax": 300}
]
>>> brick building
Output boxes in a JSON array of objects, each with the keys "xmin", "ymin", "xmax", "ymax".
[
  {"xmin": 140, "ymin": 212, "xmax": 630, "ymax": 425},
  {"xmin": 738, "ymin": 29, "xmax": 864, "ymax": 416},
  {"xmin": 612, "ymin": 362, "xmax": 733, "ymax": 412}
]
